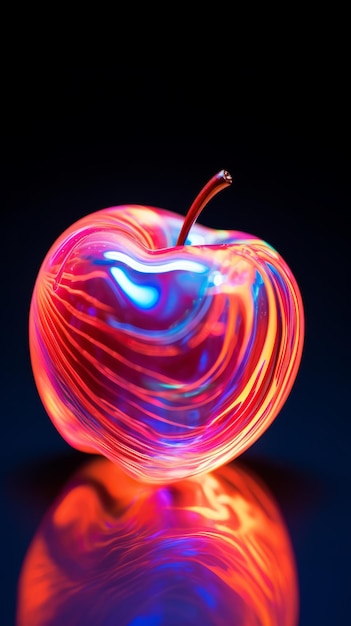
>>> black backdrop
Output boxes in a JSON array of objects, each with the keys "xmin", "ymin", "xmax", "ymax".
[{"xmin": 1, "ymin": 36, "xmax": 350, "ymax": 625}]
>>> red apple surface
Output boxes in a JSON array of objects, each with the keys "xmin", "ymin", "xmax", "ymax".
[{"xmin": 29, "ymin": 171, "xmax": 304, "ymax": 482}]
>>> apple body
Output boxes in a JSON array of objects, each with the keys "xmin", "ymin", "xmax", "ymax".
[{"xmin": 29, "ymin": 205, "xmax": 304, "ymax": 482}]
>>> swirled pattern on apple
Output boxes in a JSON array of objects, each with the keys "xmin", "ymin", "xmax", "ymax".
[
  {"xmin": 29, "ymin": 206, "xmax": 304, "ymax": 481},
  {"xmin": 16, "ymin": 457, "xmax": 299, "ymax": 626}
]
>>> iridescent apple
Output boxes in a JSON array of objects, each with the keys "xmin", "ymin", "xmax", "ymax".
[{"xmin": 29, "ymin": 171, "xmax": 304, "ymax": 482}]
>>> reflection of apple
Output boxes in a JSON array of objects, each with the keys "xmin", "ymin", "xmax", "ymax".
[
  {"xmin": 17, "ymin": 457, "xmax": 299, "ymax": 626},
  {"xmin": 29, "ymin": 171, "xmax": 304, "ymax": 482}
]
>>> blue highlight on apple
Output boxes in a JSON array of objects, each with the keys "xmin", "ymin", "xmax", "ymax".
[{"xmin": 110, "ymin": 267, "xmax": 159, "ymax": 309}]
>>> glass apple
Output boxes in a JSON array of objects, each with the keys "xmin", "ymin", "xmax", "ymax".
[{"xmin": 29, "ymin": 171, "xmax": 304, "ymax": 482}]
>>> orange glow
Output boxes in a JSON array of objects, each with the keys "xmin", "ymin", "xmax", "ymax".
[{"xmin": 17, "ymin": 457, "xmax": 299, "ymax": 625}]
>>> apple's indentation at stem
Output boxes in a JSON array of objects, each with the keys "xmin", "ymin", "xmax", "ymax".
[{"xmin": 176, "ymin": 169, "xmax": 233, "ymax": 246}]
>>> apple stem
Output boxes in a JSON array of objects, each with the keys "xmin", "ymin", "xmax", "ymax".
[{"xmin": 176, "ymin": 169, "xmax": 233, "ymax": 246}]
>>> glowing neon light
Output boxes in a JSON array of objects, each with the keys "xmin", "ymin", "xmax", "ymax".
[
  {"xmin": 110, "ymin": 267, "xmax": 159, "ymax": 308},
  {"xmin": 104, "ymin": 250, "xmax": 207, "ymax": 274}
]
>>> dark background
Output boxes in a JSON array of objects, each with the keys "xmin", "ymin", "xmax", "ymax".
[{"xmin": 1, "ymin": 29, "xmax": 350, "ymax": 625}]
